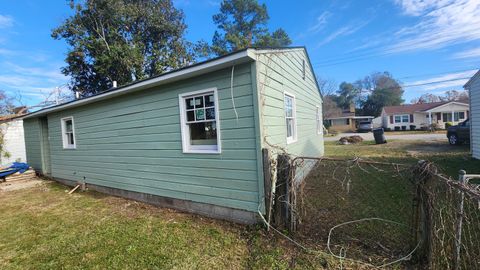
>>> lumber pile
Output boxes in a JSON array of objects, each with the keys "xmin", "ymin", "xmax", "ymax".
[{"xmin": 3, "ymin": 169, "xmax": 36, "ymax": 182}]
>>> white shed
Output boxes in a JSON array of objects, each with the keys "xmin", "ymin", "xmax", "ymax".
[
  {"xmin": 464, "ymin": 70, "xmax": 480, "ymax": 159},
  {"xmin": 0, "ymin": 116, "xmax": 27, "ymax": 165}
]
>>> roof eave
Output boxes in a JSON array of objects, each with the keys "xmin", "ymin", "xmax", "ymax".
[
  {"xmin": 24, "ymin": 49, "xmax": 256, "ymax": 119},
  {"xmin": 464, "ymin": 70, "xmax": 480, "ymax": 89}
]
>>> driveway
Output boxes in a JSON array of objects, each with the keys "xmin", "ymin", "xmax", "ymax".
[{"xmin": 324, "ymin": 132, "xmax": 447, "ymax": 142}]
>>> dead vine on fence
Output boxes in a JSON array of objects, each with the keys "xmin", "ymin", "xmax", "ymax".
[{"xmin": 264, "ymin": 155, "xmax": 480, "ymax": 269}]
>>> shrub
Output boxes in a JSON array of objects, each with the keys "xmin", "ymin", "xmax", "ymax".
[
  {"xmin": 385, "ymin": 127, "xmax": 392, "ymax": 132},
  {"xmin": 401, "ymin": 126, "xmax": 407, "ymax": 131},
  {"xmin": 394, "ymin": 126, "xmax": 401, "ymax": 131},
  {"xmin": 445, "ymin": 122, "xmax": 453, "ymax": 129},
  {"xmin": 323, "ymin": 120, "xmax": 331, "ymax": 130},
  {"xmin": 409, "ymin": 125, "xmax": 416, "ymax": 130}
]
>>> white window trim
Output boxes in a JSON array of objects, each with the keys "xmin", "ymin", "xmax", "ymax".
[
  {"xmin": 394, "ymin": 114, "xmax": 410, "ymax": 123},
  {"xmin": 284, "ymin": 91, "xmax": 297, "ymax": 144},
  {"xmin": 179, "ymin": 88, "xmax": 221, "ymax": 154},
  {"xmin": 316, "ymin": 105, "xmax": 322, "ymax": 135},
  {"xmin": 61, "ymin": 116, "xmax": 76, "ymax": 149}
]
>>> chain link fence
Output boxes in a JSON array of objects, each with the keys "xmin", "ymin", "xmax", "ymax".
[
  {"xmin": 415, "ymin": 163, "xmax": 480, "ymax": 269},
  {"xmin": 263, "ymin": 155, "xmax": 480, "ymax": 269}
]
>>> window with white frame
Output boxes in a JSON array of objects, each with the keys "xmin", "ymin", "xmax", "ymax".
[
  {"xmin": 61, "ymin": 117, "xmax": 76, "ymax": 149},
  {"xmin": 179, "ymin": 89, "xmax": 220, "ymax": 153},
  {"xmin": 284, "ymin": 93, "xmax": 297, "ymax": 143},
  {"xmin": 394, "ymin": 114, "xmax": 409, "ymax": 123},
  {"xmin": 316, "ymin": 106, "xmax": 322, "ymax": 134}
]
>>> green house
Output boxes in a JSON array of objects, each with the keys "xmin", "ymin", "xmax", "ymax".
[{"xmin": 23, "ymin": 47, "xmax": 324, "ymax": 223}]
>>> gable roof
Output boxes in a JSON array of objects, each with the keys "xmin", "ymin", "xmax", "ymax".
[
  {"xmin": 383, "ymin": 100, "xmax": 469, "ymax": 115},
  {"xmin": 24, "ymin": 46, "xmax": 319, "ymax": 119},
  {"xmin": 464, "ymin": 69, "xmax": 480, "ymax": 89}
]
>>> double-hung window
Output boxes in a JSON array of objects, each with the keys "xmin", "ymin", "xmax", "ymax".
[
  {"xmin": 61, "ymin": 117, "xmax": 76, "ymax": 149},
  {"xmin": 179, "ymin": 88, "xmax": 220, "ymax": 153},
  {"xmin": 394, "ymin": 114, "xmax": 409, "ymax": 123},
  {"xmin": 284, "ymin": 92, "xmax": 297, "ymax": 143}
]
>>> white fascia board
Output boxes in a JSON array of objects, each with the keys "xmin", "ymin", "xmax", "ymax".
[
  {"xmin": 24, "ymin": 49, "xmax": 256, "ymax": 119},
  {"xmin": 424, "ymin": 101, "xmax": 470, "ymax": 113}
]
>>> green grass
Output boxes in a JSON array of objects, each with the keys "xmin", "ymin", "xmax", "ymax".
[
  {"xmin": 325, "ymin": 140, "xmax": 480, "ymax": 177},
  {"xmin": 0, "ymin": 182, "xmax": 337, "ymax": 270},
  {"xmin": 2, "ymin": 140, "xmax": 476, "ymax": 269}
]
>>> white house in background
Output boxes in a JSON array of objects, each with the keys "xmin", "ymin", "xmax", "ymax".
[
  {"xmin": 381, "ymin": 100, "xmax": 469, "ymax": 130},
  {"xmin": 464, "ymin": 70, "xmax": 479, "ymax": 159},
  {"xmin": 0, "ymin": 108, "xmax": 27, "ymax": 165}
]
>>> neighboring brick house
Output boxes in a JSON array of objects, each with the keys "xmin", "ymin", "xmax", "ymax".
[
  {"xmin": 325, "ymin": 103, "xmax": 373, "ymax": 132},
  {"xmin": 381, "ymin": 101, "xmax": 469, "ymax": 130}
]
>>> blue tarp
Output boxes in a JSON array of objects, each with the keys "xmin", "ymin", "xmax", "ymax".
[{"xmin": 0, "ymin": 162, "xmax": 29, "ymax": 178}]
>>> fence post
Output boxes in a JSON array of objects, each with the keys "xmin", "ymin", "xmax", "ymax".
[
  {"xmin": 274, "ymin": 154, "xmax": 291, "ymax": 229},
  {"xmin": 262, "ymin": 149, "xmax": 273, "ymax": 228},
  {"xmin": 454, "ymin": 170, "xmax": 466, "ymax": 270}
]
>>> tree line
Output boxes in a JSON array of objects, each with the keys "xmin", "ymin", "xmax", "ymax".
[
  {"xmin": 321, "ymin": 73, "xmax": 469, "ymax": 119},
  {"xmin": 53, "ymin": 0, "xmax": 291, "ymax": 96},
  {"xmin": 321, "ymin": 72, "xmax": 404, "ymax": 118}
]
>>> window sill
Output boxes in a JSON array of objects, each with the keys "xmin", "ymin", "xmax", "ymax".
[
  {"xmin": 286, "ymin": 138, "xmax": 298, "ymax": 145},
  {"xmin": 183, "ymin": 149, "xmax": 221, "ymax": 154},
  {"xmin": 63, "ymin": 146, "xmax": 76, "ymax": 150}
]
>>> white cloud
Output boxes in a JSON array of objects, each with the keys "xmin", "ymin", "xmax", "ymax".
[
  {"xmin": 308, "ymin": 11, "xmax": 331, "ymax": 33},
  {"xmin": 452, "ymin": 47, "xmax": 480, "ymax": 59},
  {"xmin": 407, "ymin": 70, "xmax": 476, "ymax": 91},
  {"xmin": 388, "ymin": 0, "xmax": 480, "ymax": 53},
  {"xmin": 0, "ymin": 15, "xmax": 13, "ymax": 28},
  {"xmin": 317, "ymin": 21, "xmax": 369, "ymax": 47}
]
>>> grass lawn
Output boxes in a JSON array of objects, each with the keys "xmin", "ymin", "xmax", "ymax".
[
  {"xmin": 324, "ymin": 140, "xmax": 480, "ymax": 177},
  {"xmin": 0, "ymin": 182, "xmax": 334, "ymax": 270},
  {"xmin": 1, "ymin": 139, "xmax": 477, "ymax": 269}
]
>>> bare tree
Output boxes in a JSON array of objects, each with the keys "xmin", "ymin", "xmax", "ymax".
[
  {"xmin": 411, "ymin": 93, "xmax": 442, "ymax": 104},
  {"xmin": 318, "ymin": 77, "xmax": 337, "ymax": 97}
]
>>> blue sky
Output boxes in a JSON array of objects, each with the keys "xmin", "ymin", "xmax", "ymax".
[{"xmin": 0, "ymin": 0, "xmax": 479, "ymax": 107}]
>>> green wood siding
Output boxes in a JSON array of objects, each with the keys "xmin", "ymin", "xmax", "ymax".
[
  {"xmin": 255, "ymin": 49, "xmax": 324, "ymax": 178},
  {"xmin": 26, "ymin": 63, "xmax": 260, "ymax": 212},
  {"xmin": 24, "ymin": 118, "xmax": 43, "ymax": 171}
]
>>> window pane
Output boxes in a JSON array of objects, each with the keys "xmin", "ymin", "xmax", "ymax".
[
  {"xmin": 195, "ymin": 96, "xmax": 204, "ymax": 108},
  {"xmin": 68, "ymin": 133, "xmax": 75, "ymax": 145},
  {"xmin": 189, "ymin": 122, "xmax": 217, "ymax": 145},
  {"xmin": 459, "ymin": 112, "xmax": 465, "ymax": 119},
  {"xmin": 206, "ymin": 107, "xmax": 215, "ymax": 120},
  {"xmin": 195, "ymin": 109, "xmax": 205, "ymax": 121},
  {"xmin": 205, "ymin": 94, "xmax": 214, "ymax": 107},
  {"xmin": 402, "ymin": 115, "xmax": 409, "ymax": 122},
  {"xmin": 65, "ymin": 120, "xmax": 73, "ymax": 132},
  {"xmin": 454, "ymin": 112, "xmax": 459, "ymax": 121},
  {"xmin": 186, "ymin": 98, "xmax": 194, "ymax": 110},
  {"xmin": 395, "ymin": 116, "xmax": 401, "ymax": 123},
  {"xmin": 286, "ymin": 119, "xmax": 293, "ymax": 138},
  {"xmin": 187, "ymin": 110, "xmax": 194, "ymax": 122}
]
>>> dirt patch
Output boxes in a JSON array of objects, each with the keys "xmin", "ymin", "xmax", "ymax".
[{"xmin": 0, "ymin": 179, "xmax": 45, "ymax": 192}]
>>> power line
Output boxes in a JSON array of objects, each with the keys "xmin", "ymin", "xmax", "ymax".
[
  {"xmin": 401, "ymin": 77, "xmax": 471, "ymax": 88},
  {"xmin": 357, "ymin": 77, "xmax": 471, "ymax": 93},
  {"xmin": 396, "ymin": 68, "xmax": 478, "ymax": 80}
]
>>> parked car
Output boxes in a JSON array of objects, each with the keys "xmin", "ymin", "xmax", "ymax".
[
  {"xmin": 357, "ymin": 121, "xmax": 373, "ymax": 132},
  {"xmin": 447, "ymin": 119, "xmax": 470, "ymax": 145}
]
